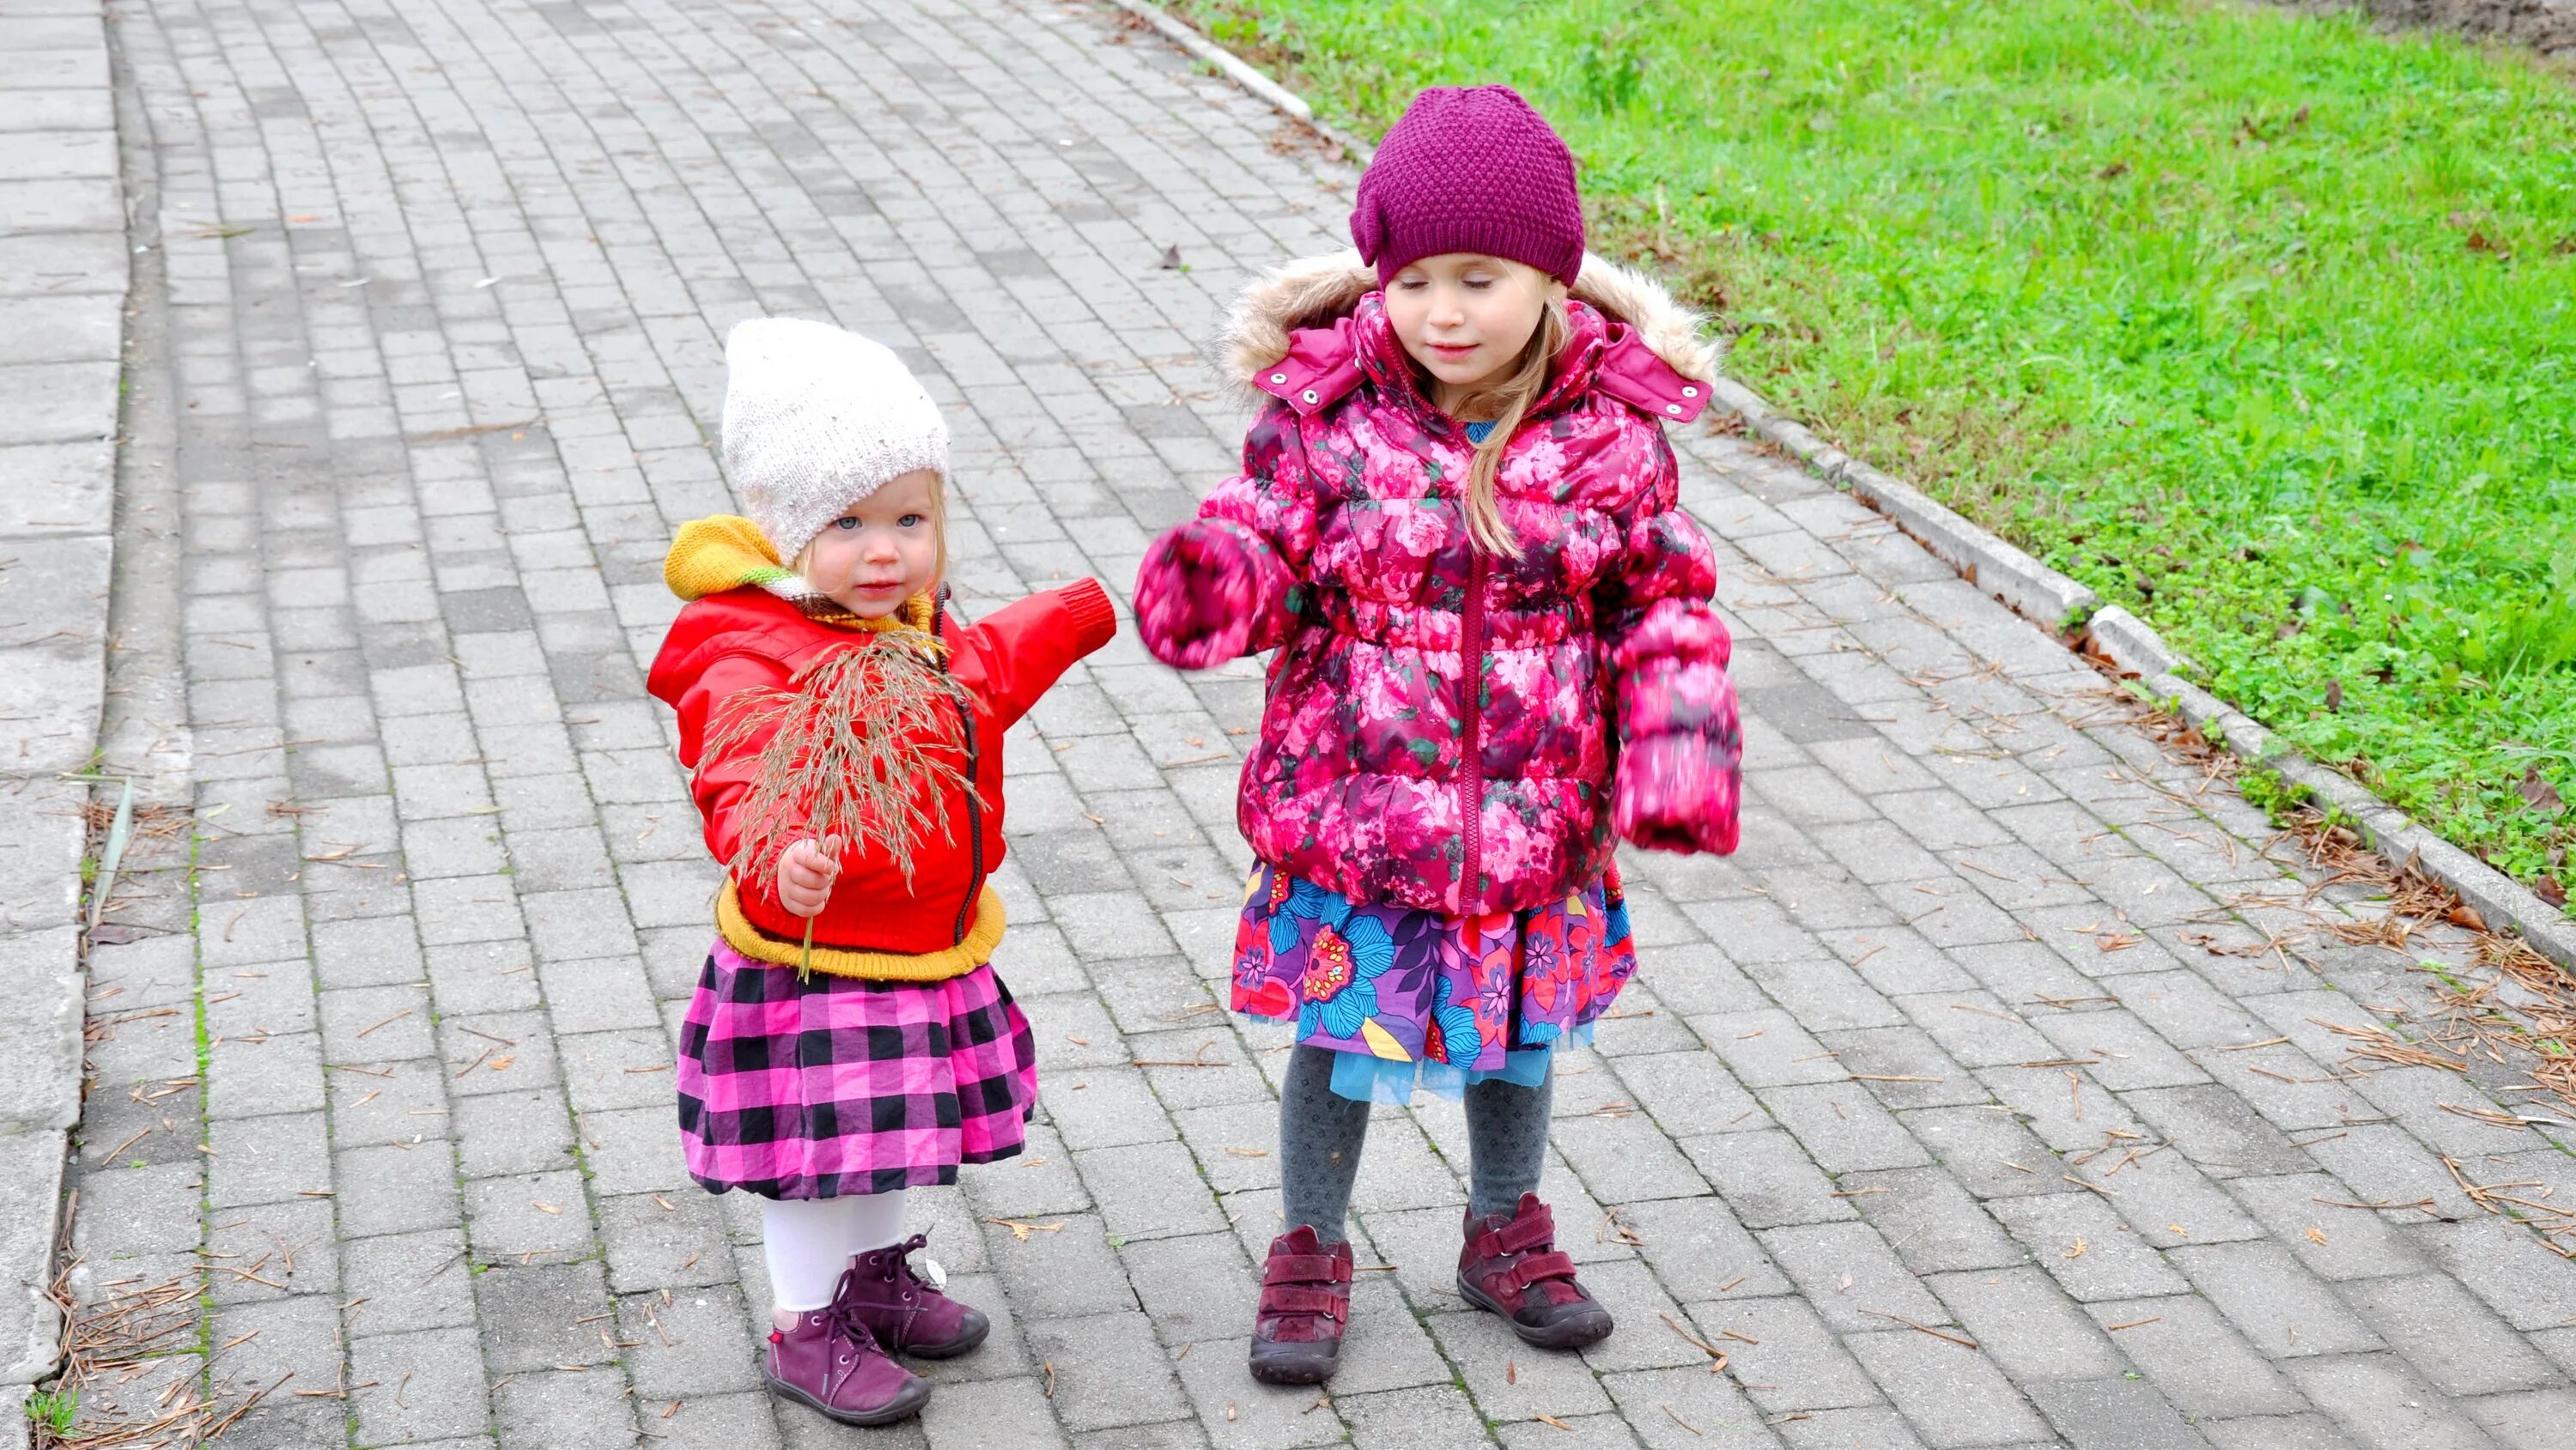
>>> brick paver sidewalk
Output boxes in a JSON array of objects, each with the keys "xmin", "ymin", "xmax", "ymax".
[{"xmin": 55, "ymin": 0, "xmax": 2576, "ymax": 1445}]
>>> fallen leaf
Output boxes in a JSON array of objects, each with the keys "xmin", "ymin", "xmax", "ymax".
[
  {"xmin": 2306, "ymin": 1226, "xmax": 2329, "ymax": 1246},
  {"xmin": 2063, "ymin": 1238, "xmax": 2088, "ymax": 1259},
  {"xmin": 2167, "ymin": 1223, "xmax": 2188, "ymax": 1237},
  {"xmin": 534, "ymin": 1202, "xmax": 562, "ymax": 1215},
  {"xmin": 486, "ymin": 1055, "xmax": 516, "ymax": 1072},
  {"xmin": 2522, "ymin": 767, "xmax": 2566, "ymax": 815}
]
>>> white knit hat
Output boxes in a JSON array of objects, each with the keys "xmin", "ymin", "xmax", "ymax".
[{"xmin": 718, "ymin": 318, "xmax": 949, "ymax": 561}]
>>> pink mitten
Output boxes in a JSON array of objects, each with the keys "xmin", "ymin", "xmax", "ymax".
[
  {"xmin": 1135, "ymin": 523, "xmax": 1261, "ymax": 670},
  {"xmin": 1613, "ymin": 733, "xmax": 1741, "ymax": 855}
]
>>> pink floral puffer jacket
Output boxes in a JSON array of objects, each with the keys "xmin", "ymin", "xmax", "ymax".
[{"xmin": 1135, "ymin": 252, "xmax": 1742, "ymax": 916}]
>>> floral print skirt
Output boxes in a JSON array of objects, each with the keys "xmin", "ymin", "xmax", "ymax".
[{"xmin": 1231, "ymin": 861, "xmax": 1637, "ymax": 1103}]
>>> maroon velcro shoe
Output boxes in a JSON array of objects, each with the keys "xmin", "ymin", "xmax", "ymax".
[
  {"xmin": 1248, "ymin": 1225, "xmax": 1354, "ymax": 1385},
  {"xmin": 1456, "ymin": 1194, "xmax": 1613, "ymax": 1349}
]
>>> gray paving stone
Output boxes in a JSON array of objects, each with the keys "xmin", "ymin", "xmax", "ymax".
[
  {"xmin": 2412, "ymin": 1215, "xmax": 2576, "ymax": 1332},
  {"xmin": 1687, "ymin": 1294, "xmax": 1878, "ymax": 1414},
  {"xmin": 1989, "ymin": 1192, "xmax": 2190, "ymax": 1301},
  {"xmin": 334, "ymin": 1140, "xmax": 465, "ymax": 1237},
  {"xmin": 2086, "ymin": 1292, "xmax": 2307, "ymax": 1421},
  {"xmin": 1598, "ymin": 1367, "xmax": 1778, "ymax": 1447},
  {"xmin": 1844, "ymin": 1328, "xmax": 2050, "ymax": 1447},
  {"xmin": 1338, "ymin": 1384, "xmax": 1495, "ymax": 1449},
  {"xmin": 2472, "ymin": 1388, "xmax": 2576, "ymax": 1450},
  {"xmin": 2198, "ymin": 1414, "xmax": 2358, "ymax": 1449},
  {"xmin": 2171, "ymin": 1241, "xmax": 2384, "ymax": 1360},
  {"xmin": 493, "ymin": 1367, "xmax": 637, "ymax": 1450},
  {"xmin": 1833, "ymin": 1167, "xmax": 2022, "ymax": 1274},
  {"xmin": 2342, "ymin": 1271, "xmax": 2561, "ymax": 1396},
  {"xmin": 1894, "ymin": 1105, "xmax": 2064, "ymax": 1200},
  {"xmin": 621, "ymin": 1283, "xmax": 762, "ymax": 1398},
  {"xmin": 1928, "ymin": 1265, "xmax": 2127, "ymax": 1382},
  {"xmin": 1121, "ymin": 1231, "xmax": 1257, "ymax": 1348},
  {"xmin": 1772, "ymin": 1406, "xmax": 1928, "ymax": 1450},
  {"xmin": 349, "ymin": 1325, "xmax": 489, "ymax": 1444},
  {"xmin": 2020, "ymin": 1378, "xmax": 2204, "ymax": 1450},
  {"xmin": 1756, "ymin": 1083, "xmax": 1933, "ymax": 1174},
  {"xmin": 1022, "ymin": 1309, "xmax": 1192, "ymax": 1432},
  {"xmin": 925, "ymin": 1374, "xmax": 1074, "ymax": 1448},
  {"xmin": 1756, "ymin": 1221, "xmax": 1949, "ymax": 1336},
  {"xmin": 2278, "ymin": 1353, "xmax": 2499, "ymax": 1450},
  {"xmin": 1607, "ymin": 1048, "xmax": 1767, "ymax": 1133},
  {"xmin": 1558, "ymin": 1102, "xmax": 1715, "ymax": 1203},
  {"xmin": 476, "ymin": 1261, "xmax": 617, "ymax": 1373},
  {"xmin": 1426, "ymin": 1307, "xmax": 1615, "ymax": 1423},
  {"xmin": 1682, "ymin": 1131, "xmax": 1856, "ymax": 1230}
]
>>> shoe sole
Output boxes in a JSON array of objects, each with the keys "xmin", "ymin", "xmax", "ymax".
[
  {"xmin": 1247, "ymin": 1346, "xmax": 1341, "ymax": 1385},
  {"xmin": 763, "ymin": 1368, "xmax": 931, "ymax": 1426},
  {"xmin": 1455, "ymin": 1272, "xmax": 1615, "ymax": 1350},
  {"xmin": 900, "ymin": 1318, "xmax": 992, "ymax": 1360}
]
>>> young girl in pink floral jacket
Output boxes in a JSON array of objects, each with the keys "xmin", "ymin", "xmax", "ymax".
[{"xmin": 1133, "ymin": 85, "xmax": 1741, "ymax": 1384}]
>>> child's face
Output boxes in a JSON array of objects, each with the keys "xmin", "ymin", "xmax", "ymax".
[
  {"xmin": 1383, "ymin": 254, "xmax": 1564, "ymax": 404},
  {"xmin": 804, "ymin": 470, "xmax": 941, "ymax": 619}
]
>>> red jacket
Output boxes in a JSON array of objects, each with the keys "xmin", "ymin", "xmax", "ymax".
[{"xmin": 647, "ymin": 580, "xmax": 1116, "ymax": 978}]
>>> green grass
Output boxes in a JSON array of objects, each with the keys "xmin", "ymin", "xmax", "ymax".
[
  {"xmin": 1176, "ymin": 0, "xmax": 2576, "ymax": 901},
  {"xmin": 26, "ymin": 1388, "xmax": 77, "ymax": 1438}
]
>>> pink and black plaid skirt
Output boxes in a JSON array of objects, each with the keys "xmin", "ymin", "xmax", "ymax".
[{"xmin": 676, "ymin": 938, "xmax": 1038, "ymax": 1199}]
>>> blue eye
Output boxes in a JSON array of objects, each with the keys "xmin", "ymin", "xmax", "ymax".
[
  {"xmin": 832, "ymin": 517, "xmax": 859, "ymax": 531},
  {"xmin": 899, "ymin": 513, "xmax": 925, "ymax": 528}
]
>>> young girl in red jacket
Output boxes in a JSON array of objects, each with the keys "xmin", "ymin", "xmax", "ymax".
[{"xmin": 647, "ymin": 319, "xmax": 1116, "ymax": 1426}]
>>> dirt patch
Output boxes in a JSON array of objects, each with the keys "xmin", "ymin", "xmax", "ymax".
[{"xmin": 2275, "ymin": 0, "xmax": 2576, "ymax": 58}]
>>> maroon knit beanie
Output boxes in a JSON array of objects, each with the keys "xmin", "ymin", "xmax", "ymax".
[{"xmin": 1351, "ymin": 85, "xmax": 1585, "ymax": 287}]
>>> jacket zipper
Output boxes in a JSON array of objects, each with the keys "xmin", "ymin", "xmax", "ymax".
[
  {"xmin": 951, "ymin": 699, "xmax": 985, "ymax": 944},
  {"xmin": 1458, "ymin": 550, "xmax": 1488, "ymax": 916},
  {"xmin": 933, "ymin": 592, "xmax": 987, "ymax": 946}
]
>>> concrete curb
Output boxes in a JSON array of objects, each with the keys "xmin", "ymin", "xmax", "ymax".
[
  {"xmin": 1097, "ymin": 0, "xmax": 2576, "ymax": 974},
  {"xmin": 0, "ymin": 0, "xmax": 128, "ymax": 1415},
  {"xmin": 1098, "ymin": 0, "xmax": 1378, "ymax": 162}
]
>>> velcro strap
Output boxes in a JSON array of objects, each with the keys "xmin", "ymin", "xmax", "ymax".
[
  {"xmin": 1260, "ymin": 1285, "xmax": 1350, "ymax": 1320},
  {"xmin": 1496, "ymin": 1210, "xmax": 1555, "ymax": 1255},
  {"xmin": 1507, "ymin": 1251, "xmax": 1578, "ymax": 1289},
  {"xmin": 1263, "ymin": 1254, "xmax": 1353, "ymax": 1287}
]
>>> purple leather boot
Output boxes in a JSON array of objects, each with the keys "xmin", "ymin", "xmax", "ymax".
[
  {"xmin": 841, "ymin": 1232, "xmax": 991, "ymax": 1358},
  {"xmin": 763, "ymin": 1267, "xmax": 930, "ymax": 1426}
]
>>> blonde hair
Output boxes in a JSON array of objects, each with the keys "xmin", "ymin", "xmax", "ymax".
[
  {"xmin": 790, "ymin": 471, "xmax": 951, "ymax": 593},
  {"xmin": 1431, "ymin": 300, "xmax": 1569, "ymax": 560}
]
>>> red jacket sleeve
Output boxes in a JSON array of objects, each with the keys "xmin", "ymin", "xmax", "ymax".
[
  {"xmin": 951, "ymin": 578, "xmax": 1119, "ymax": 731},
  {"xmin": 667, "ymin": 648, "xmax": 793, "ymax": 870}
]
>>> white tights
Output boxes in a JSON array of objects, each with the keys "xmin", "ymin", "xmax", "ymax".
[{"xmin": 762, "ymin": 1191, "xmax": 908, "ymax": 1312}]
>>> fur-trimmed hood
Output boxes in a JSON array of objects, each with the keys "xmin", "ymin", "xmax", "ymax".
[{"xmin": 1218, "ymin": 249, "xmax": 1722, "ymax": 401}]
